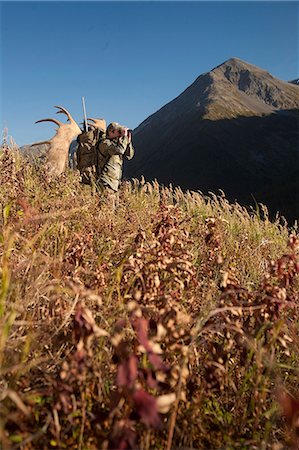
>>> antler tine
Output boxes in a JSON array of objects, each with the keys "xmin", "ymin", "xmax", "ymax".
[
  {"xmin": 86, "ymin": 117, "xmax": 106, "ymax": 131},
  {"xmin": 54, "ymin": 105, "xmax": 73, "ymax": 122},
  {"xmin": 79, "ymin": 121, "xmax": 94, "ymax": 128},
  {"xmin": 35, "ymin": 118, "xmax": 61, "ymax": 127},
  {"xmin": 86, "ymin": 118, "xmax": 98, "ymax": 129}
]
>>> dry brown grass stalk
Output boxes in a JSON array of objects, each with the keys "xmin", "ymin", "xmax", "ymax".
[{"xmin": 0, "ymin": 148, "xmax": 298, "ymax": 449}]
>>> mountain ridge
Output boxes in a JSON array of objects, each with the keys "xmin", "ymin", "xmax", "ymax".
[
  {"xmin": 126, "ymin": 58, "xmax": 299, "ymax": 222},
  {"xmin": 135, "ymin": 58, "xmax": 299, "ymax": 131}
]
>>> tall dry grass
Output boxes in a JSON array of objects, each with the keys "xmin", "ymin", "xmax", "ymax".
[{"xmin": 0, "ymin": 147, "xmax": 298, "ymax": 449}]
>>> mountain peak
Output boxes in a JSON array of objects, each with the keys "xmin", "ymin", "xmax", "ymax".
[
  {"xmin": 128, "ymin": 59, "xmax": 299, "ymax": 223},
  {"xmin": 212, "ymin": 57, "xmax": 268, "ymax": 76},
  {"xmin": 205, "ymin": 57, "xmax": 299, "ymax": 113},
  {"xmin": 219, "ymin": 57, "xmax": 249, "ymax": 67}
]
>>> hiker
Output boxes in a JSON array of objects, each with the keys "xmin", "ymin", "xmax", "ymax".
[{"xmin": 96, "ymin": 122, "xmax": 134, "ymax": 199}]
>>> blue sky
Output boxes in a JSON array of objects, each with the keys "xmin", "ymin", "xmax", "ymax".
[{"xmin": 0, "ymin": 1, "xmax": 298, "ymax": 146}]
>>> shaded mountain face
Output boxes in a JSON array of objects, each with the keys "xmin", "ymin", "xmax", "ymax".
[{"xmin": 125, "ymin": 58, "xmax": 299, "ymax": 223}]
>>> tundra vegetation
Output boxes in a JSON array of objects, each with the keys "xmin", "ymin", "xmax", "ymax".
[{"xmin": 0, "ymin": 146, "xmax": 299, "ymax": 449}]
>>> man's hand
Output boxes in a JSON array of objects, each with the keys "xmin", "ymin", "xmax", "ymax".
[
  {"xmin": 119, "ymin": 127, "xmax": 128, "ymax": 137},
  {"xmin": 119, "ymin": 127, "xmax": 132, "ymax": 143}
]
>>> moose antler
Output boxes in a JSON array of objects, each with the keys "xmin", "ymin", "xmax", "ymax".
[
  {"xmin": 32, "ymin": 106, "xmax": 81, "ymax": 176},
  {"xmin": 86, "ymin": 117, "xmax": 106, "ymax": 132}
]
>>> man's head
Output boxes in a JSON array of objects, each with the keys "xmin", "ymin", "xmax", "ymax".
[{"xmin": 107, "ymin": 122, "xmax": 128, "ymax": 139}]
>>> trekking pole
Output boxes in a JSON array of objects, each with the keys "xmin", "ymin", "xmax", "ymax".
[{"xmin": 82, "ymin": 96, "xmax": 88, "ymax": 132}]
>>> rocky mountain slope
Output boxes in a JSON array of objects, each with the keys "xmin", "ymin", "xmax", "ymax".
[{"xmin": 125, "ymin": 58, "xmax": 299, "ymax": 223}]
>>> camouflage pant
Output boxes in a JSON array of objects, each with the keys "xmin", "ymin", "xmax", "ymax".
[{"xmin": 97, "ymin": 182, "xmax": 119, "ymax": 211}]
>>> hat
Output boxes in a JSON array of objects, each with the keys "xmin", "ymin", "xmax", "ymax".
[{"xmin": 107, "ymin": 122, "xmax": 121, "ymax": 132}]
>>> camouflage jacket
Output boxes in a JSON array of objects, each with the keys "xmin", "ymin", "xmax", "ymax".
[{"xmin": 97, "ymin": 136, "xmax": 134, "ymax": 191}]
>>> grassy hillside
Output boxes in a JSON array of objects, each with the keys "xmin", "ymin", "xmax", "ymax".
[{"xmin": 1, "ymin": 147, "xmax": 299, "ymax": 449}]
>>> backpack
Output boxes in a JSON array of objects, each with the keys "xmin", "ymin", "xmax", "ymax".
[{"xmin": 76, "ymin": 129, "xmax": 102, "ymax": 184}]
